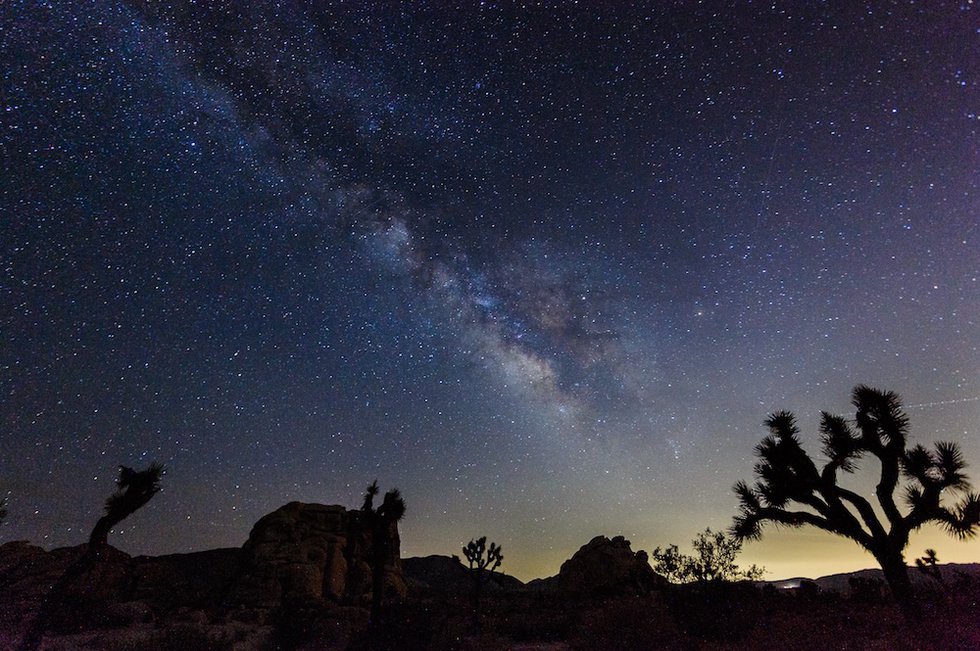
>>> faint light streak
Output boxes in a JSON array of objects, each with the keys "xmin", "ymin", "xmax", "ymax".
[{"xmin": 904, "ymin": 396, "xmax": 980, "ymax": 410}]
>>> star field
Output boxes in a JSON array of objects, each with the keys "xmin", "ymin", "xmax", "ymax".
[{"xmin": 1, "ymin": 1, "xmax": 977, "ymax": 580}]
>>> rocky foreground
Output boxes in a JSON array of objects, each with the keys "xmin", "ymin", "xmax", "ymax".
[
  {"xmin": 0, "ymin": 502, "xmax": 406, "ymax": 650},
  {"xmin": 0, "ymin": 500, "xmax": 660, "ymax": 650},
  {"xmin": 2, "ymin": 502, "xmax": 979, "ymax": 650}
]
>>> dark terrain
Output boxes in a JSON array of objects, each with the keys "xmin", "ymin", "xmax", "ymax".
[{"xmin": 2, "ymin": 502, "xmax": 978, "ymax": 650}]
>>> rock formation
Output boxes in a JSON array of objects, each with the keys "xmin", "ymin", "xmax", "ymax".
[
  {"xmin": 0, "ymin": 501, "xmax": 404, "ymax": 649},
  {"xmin": 530, "ymin": 535, "xmax": 665, "ymax": 596},
  {"xmin": 231, "ymin": 501, "xmax": 406, "ymax": 607}
]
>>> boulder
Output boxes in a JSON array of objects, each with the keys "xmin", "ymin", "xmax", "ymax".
[
  {"xmin": 0, "ymin": 501, "xmax": 406, "ymax": 646},
  {"xmin": 130, "ymin": 547, "xmax": 243, "ymax": 610},
  {"xmin": 0, "ymin": 541, "xmax": 84, "ymax": 632},
  {"xmin": 230, "ymin": 501, "xmax": 406, "ymax": 607},
  {"xmin": 550, "ymin": 535, "xmax": 665, "ymax": 596}
]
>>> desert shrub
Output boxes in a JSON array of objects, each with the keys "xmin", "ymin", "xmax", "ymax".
[
  {"xmin": 491, "ymin": 592, "xmax": 576, "ymax": 643},
  {"xmin": 156, "ymin": 624, "xmax": 236, "ymax": 651},
  {"xmin": 663, "ymin": 581, "xmax": 763, "ymax": 642},
  {"xmin": 848, "ymin": 576, "xmax": 886, "ymax": 604},
  {"xmin": 272, "ymin": 596, "xmax": 355, "ymax": 650},
  {"xmin": 652, "ymin": 528, "xmax": 763, "ymax": 585},
  {"xmin": 347, "ymin": 598, "xmax": 470, "ymax": 651},
  {"xmin": 572, "ymin": 595, "xmax": 689, "ymax": 650}
]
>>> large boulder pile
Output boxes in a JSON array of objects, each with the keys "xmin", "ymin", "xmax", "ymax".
[
  {"xmin": 231, "ymin": 501, "xmax": 406, "ymax": 606},
  {"xmin": 0, "ymin": 501, "xmax": 405, "ymax": 649},
  {"xmin": 542, "ymin": 535, "xmax": 665, "ymax": 596}
]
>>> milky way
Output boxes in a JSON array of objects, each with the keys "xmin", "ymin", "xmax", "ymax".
[{"xmin": 2, "ymin": 2, "xmax": 977, "ymax": 580}]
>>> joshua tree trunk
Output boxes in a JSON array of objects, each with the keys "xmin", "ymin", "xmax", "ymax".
[
  {"xmin": 471, "ymin": 578, "xmax": 483, "ymax": 630},
  {"xmin": 370, "ymin": 534, "xmax": 387, "ymax": 624},
  {"xmin": 361, "ymin": 482, "xmax": 405, "ymax": 627},
  {"xmin": 23, "ymin": 463, "xmax": 163, "ymax": 651},
  {"xmin": 875, "ymin": 547, "xmax": 917, "ymax": 620},
  {"xmin": 88, "ymin": 514, "xmax": 116, "ymax": 552},
  {"xmin": 86, "ymin": 464, "xmax": 163, "ymax": 557}
]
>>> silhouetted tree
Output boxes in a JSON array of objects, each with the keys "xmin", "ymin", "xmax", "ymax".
[
  {"xmin": 462, "ymin": 536, "xmax": 503, "ymax": 629},
  {"xmin": 88, "ymin": 463, "xmax": 164, "ymax": 556},
  {"xmin": 732, "ymin": 386, "xmax": 980, "ymax": 618},
  {"xmin": 361, "ymin": 480, "xmax": 405, "ymax": 625},
  {"xmin": 915, "ymin": 548, "xmax": 945, "ymax": 588},
  {"xmin": 651, "ymin": 528, "xmax": 763, "ymax": 584},
  {"xmin": 20, "ymin": 463, "xmax": 164, "ymax": 651}
]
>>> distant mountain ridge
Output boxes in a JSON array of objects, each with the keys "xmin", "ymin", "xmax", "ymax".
[
  {"xmin": 761, "ymin": 563, "xmax": 980, "ymax": 594},
  {"xmin": 405, "ymin": 535, "xmax": 666, "ymax": 597},
  {"xmin": 402, "ymin": 554, "xmax": 525, "ymax": 593},
  {"xmin": 3, "ymin": 509, "xmax": 979, "ymax": 650},
  {"xmin": 402, "ymin": 550, "xmax": 980, "ymax": 597}
]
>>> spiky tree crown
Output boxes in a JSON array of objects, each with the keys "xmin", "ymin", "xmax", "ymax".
[
  {"xmin": 361, "ymin": 480, "xmax": 405, "ymax": 523},
  {"xmin": 463, "ymin": 536, "xmax": 503, "ymax": 573},
  {"xmin": 732, "ymin": 386, "xmax": 980, "ymax": 548},
  {"xmin": 104, "ymin": 463, "xmax": 165, "ymax": 520}
]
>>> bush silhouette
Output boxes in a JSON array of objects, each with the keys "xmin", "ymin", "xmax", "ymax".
[
  {"xmin": 651, "ymin": 527, "xmax": 763, "ymax": 585},
  {"xmin": 732, "ymin": 385, "xmax": 980, "ymax": 618}
]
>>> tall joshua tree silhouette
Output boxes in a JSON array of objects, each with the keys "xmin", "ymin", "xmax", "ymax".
[
  {"xmin": 361, "ymin": 480, "xmax": 405, "ymax": 624},
  {"xmin": 732, "ymin": 386, "xmax": 980, "ymax": 618},
  {"xmin": 20, "ymin": 463, "xmax": 165, "ymax": 651},
  {"xmin": 88, "ymin": 463, "xmax": 165, "ymax": 556},
  {"xmin": 462, "ymin": 536, "xmax": 503, "ymax": 629}
]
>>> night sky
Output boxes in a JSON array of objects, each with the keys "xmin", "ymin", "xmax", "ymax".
[{"xmin": 2, "ymin": 1, "xmax": 978, "ymax": 581}]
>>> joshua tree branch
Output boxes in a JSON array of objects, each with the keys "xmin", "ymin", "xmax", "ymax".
[
  {"xmin": 811, "ymin": 466, "xmax": 876, "ymax": 542},
  {"xmin": 876, "ymin": 455, "xmax": 905, "ymax": 529},
  {"xmin": 751, "ymin": 506, "xmax": 841, "ymax": 535},
  {"xmin": 830, "ymin": 485, "xmax": 886, "ymax": 543},
  {"xmin": 734, "ymin": 387, "xmax": 978, "ymax": 621}
]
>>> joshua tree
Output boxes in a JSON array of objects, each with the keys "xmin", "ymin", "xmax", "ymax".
[
  {"xmin": 20, "ymin": 463, "xmax": 164, "ymax": 651},
  {"xmin": 652, "ymin": 527, "xmax": 763, "ymax": 585},
  {"xmin": 361, "ymin": 480, "xmax": 405, "ymax": 624},
  {"xmin": 462, "ymin": 536, "xmax": 503, "ymax": 629},
  {"xmin": 915, "ymin": 548, "xmax": 945, "ymax": 587},
  {"xmin": 88, "ymin": 463, "xmax": 165, "ymax": 556},
  {"xmin": 732, "ymin": 386, "xmax": 980, "ymax": 618}
]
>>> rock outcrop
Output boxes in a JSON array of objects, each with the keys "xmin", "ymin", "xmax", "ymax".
[
  {"xmin": 0, "ymin": 501, "xmax": 404, "ymax": 649},
  {"xmin": 231, "ymin": 501, "xmax": 406, "ymax": 607},
  {"xmin": 531, "ymin": 535, "xmax": 665, "ymax": 596}
]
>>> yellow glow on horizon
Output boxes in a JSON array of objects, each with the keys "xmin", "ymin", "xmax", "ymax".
[{"xmin": 406, "ymin": 523, "xmax": 980, "ymax": 584}]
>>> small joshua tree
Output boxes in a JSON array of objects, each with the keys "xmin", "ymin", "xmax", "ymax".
[
  {"xmin": 651, "ymin": 527, "xmax": 763, "ymax": 585},
  {"xmin": 462, "ymin": 536, "xmax": 503, "ymax": 629},
  {"xmin": 915, "ymin": 548, "xmax": 945, "ymax": 588},
  {"xmin": 361, "ymin": 480, "xmax": 405, "ymax": 624},
  {"xmin": 88, "ymin": 463, "xmax": 164, "ymax": 556},
  {"xmin": 732, "ymin": 386, "xmax": 980, "ymax": 618}
]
